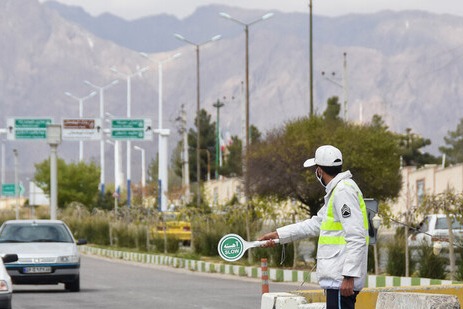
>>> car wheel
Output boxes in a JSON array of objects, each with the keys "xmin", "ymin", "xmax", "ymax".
[{"xmin": 65, "ymin": 275, "xmax": 80, "ymax": 292}]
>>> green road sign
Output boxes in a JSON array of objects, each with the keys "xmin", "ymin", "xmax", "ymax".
[
  {"xmin": 15, "ymin": 129, "xmax": 47, "ymax": 139},
  {"xmin": 1, "ymin": 183, "xmax": 16, "ymax": 197},
  {"xmin": 111, "ymin": 130, "xmax": 145, "ymax": 139},
  {"xmin": 111, "ymin": 119, "xmax": 144, "ymax": 129},
  {"xmin": 15, "ymin": 118, "xmax": 52, "ymax": 129},
  {"xmin": 109, "ymin": 118, "xmax": 152, "ymax": 140},
  {"xmin": 7, "ymin": 118, "xmax": 53, "ymax": 140}
]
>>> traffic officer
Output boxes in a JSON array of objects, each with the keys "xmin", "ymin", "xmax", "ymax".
[{"xmin": 259, "ymin": 145, "xmax": 369, "ymax": 309}]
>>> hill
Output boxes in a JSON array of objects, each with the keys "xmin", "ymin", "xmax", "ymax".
[{"xmin": 2, "ymin": 0, "xmax": 463, "ymax": 183}]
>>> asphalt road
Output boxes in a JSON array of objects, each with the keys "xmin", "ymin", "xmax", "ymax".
[{"xmin": 12, "ymin": 255, "xmax": 319, "ymax": 308}]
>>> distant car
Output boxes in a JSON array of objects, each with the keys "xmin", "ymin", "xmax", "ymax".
[
  {"xmin": 152, "ymin": 212, "xmax": 191, "ymax": 246},
  {"xmin": 0, "ymin": 220, "xmax": 87, "ymax": 292},
  {"xmin": 0, "ymin": 254, "xmax": 18, "ymax": 309},
  {"xmin": 408, "ymin": 214, "xmax": 463, "ymax": 248}
]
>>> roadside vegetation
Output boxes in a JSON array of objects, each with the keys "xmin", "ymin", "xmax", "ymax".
[{"xmin": 6, "ymin": 96, "xmax": 463, "ymax": 279}]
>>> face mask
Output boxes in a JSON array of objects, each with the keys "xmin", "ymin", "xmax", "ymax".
[{"xmin": 315, "ymin": 167, "xmax": 326, "ymax": 188}]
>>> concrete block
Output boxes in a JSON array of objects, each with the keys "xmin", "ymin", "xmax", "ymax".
[
  {"xmin": 261, "ymin": 292, "xmax": 308, "ymax": 309},
  {"xmin": 298, "ymin": 303, "xmax": 326, "ymax": 309},
  {"xmin": 376, "ymin": 292, "xmax": 460, "ymax": 309}
]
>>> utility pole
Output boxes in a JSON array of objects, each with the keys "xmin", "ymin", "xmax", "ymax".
[
  {"xmin": 309, "ymin": 0, "xmax": 314, "ymax": 117},
  {"xmin": 213, "ymin": 99, "xmax": 224, "ymax": 180},
  {"xmin": 342, "ymin": 52, "xmax": 348, "ymax": 120}
]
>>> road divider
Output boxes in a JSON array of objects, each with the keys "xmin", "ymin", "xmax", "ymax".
[{"xmin": 79, "ymin": 245, "xmax": 462, "ymax": 289}]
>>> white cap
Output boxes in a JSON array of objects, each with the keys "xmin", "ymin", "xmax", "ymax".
[{"xmin": 303, "ymin": 145, "xmax": 343, "ymax": 168}]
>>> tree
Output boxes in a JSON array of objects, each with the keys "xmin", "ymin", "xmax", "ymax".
[
  {"xmin": 34, "ymin": 158, "xmax": 100, "ymax": 209},
  {"xmin": 439, "ymin": 118, "xmax": 463, "ymax": 165},
  {"xmin": 398, "ymin": 128, "xmax": 439, "ymax": 167},
  {"xmin": 323, "ymin": 96, "xmax": 341, "ymax": 122},
  {"xmin": 418, "ymin": 190, "xmax": 463, "ymax": 280},
  {"xmin": 187, "ymin": 109, "xmax": 217, "ymax": 182},
  {"xmin": 220, "ymin": 135, "xmax": 243, "ymax": 177},
  {"xmin": 248, "ymin": 104, "xmax": 402, "ymax": 216}
]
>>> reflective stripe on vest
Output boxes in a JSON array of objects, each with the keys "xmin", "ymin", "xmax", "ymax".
[{"xmin": 319, "ymin": 182, "xmax": 369, "ymax": 245}]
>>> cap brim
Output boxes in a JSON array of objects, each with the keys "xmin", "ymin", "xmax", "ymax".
[{"xmin": 303, "ymin": 158, "xmax": 316, "ymax": 168}]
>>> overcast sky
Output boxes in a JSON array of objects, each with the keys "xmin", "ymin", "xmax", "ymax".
[{"xmin": 41, "ymin": 0, "xmax": 463, "ymax": 20}]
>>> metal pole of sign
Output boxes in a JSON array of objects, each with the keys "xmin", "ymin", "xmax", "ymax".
[
  {"xmin": 47, "ymin": 124, "xmax": 62, "ymax": 220},
  {"xmin": 13, "ymin": 149, "xmax": 19, "ymax": 220}
]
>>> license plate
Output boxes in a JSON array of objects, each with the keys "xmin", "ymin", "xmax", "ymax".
[{"xmin": 23, "ymin": 267, "xmax": 52, "ymax": 274}]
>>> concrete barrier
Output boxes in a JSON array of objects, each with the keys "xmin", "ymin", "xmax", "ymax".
[
  {"xmin": 295, "ymin": 285, "xmax": 463, "ymax": 309},
  {"xmin": 298, "ymin": 304, "xmax": 326, "ymax": 309},
  {"xmin": 376, "ymin": 292, "xmax": 460, "ymax": 309},
  {"xmin": 260, "ymin": 292, "xmax": 307, "ymax": 309}
]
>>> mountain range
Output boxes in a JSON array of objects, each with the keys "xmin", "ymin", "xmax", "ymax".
[{"xmin": 2, "ymin": 0, "xmax": 463, "ymax": 183}]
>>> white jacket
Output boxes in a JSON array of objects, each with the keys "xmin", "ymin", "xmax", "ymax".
[{"xmin": 276, "ymin": 170, "xmax": 368, "ymax": 291}]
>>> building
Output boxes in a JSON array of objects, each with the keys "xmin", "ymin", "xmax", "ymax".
[{"xmin": 394, "ymin": 163, "xmax": 463, "ymax": 215}]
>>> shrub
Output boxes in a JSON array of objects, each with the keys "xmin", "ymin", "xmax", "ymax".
[
  {"xmin": 152, "ymin": 236, "xmax": 180, "ymax": 253},
  {"xmin": 415, "ymin": 243, "xmax": 447, "ymax": 279},
  {"xmin": 386, "ymin": 227, "xmax": 416, "ymax": 276}
]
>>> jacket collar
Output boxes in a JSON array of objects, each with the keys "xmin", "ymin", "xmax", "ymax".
[{"xmin": 325, "ymin": 170, "xmax": 352, "ymax": 194}]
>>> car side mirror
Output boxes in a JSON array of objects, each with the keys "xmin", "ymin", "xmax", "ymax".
[
  {"xmin": 76, "ymin": 239, "xmax": 87, "ymax": 245},
  {"xmin": 2, "ymin": 254, "xmax": 18, "ymax": 264}
]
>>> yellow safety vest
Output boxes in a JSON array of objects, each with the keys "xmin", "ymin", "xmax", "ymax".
[{"xmin": 319, "ymin": 182, "xmax": 369, "ymax": 246}]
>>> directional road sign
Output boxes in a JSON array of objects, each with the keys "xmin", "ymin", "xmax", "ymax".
[
  {"xmin": 110, "ymin": 118, "xmax": 152, "ymax": 140},
  {"xmin": 7, "ymin": 118, "xmax": 53, "ymax": 140},
  {"xmin": 62, "ymin": 118, "xmax": 102, "ymax": 141},
  {"xmin": 1, "ymin": 183, "xmax": 16, "ymax": 197}
]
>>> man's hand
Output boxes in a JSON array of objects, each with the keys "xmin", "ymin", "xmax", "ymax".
[
  {"xmin": 340, "ymin": 277, "xmax": 354, "ymax": 297},
  {"xmin": 257, "ymin": 231, "xmax": 279, "ymax": 247}
]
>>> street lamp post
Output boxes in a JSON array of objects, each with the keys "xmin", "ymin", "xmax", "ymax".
[
  {"xmin": 134, "ymin": 146, "xmax": 146, "ymax": 201},
  {"xmin": 372, "ymin": 213, "xmax": 382, "ymax": 275},
  {"xmin": 174, "ymin": 33, "xmax": 221, "ymax": 208},
  {"xmin": 84, "ymin": 79, "xmax": 119, "ymax": 196},
  {"xmin": 46, "ymin": 124, "xmax": 62, "ymax": 220},
  {"xmin": 219, "ymin": 12, "xmax": 273, "ymax": 260},
  {"xmin": 140, "ymin": 52, "xmax": 181, "ymax": 212},
  {"xmin": 110, "ymin": 66, "xmax": 149, "ymax": 207},
  {"xmin": 64, "ymin": 90, "xmax": 97, "ymax": 161}
]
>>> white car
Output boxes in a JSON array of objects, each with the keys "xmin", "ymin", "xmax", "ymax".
[
  {"xmin": 0, "ymin": 220, "xmax": 86, "ymax": 292},
  {"xmin": 0, "ymin": 254, "xmax": 18, "ymax": 309},
  {"xmin": 408, "ymin": 214, "xmax": 463, "ymax": 248}
]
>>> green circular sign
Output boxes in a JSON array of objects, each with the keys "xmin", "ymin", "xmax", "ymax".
[{"xmin": 218, "ymin": 234, "xmax": 245, "ymax": 262}]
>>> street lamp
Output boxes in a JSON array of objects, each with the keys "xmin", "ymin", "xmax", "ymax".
[
  {"xmin": 64, "ymin": 90, "xmax": 97, "ymax": 161},
  {"xmin": 110, "ymin": 66, "xmax": 149, "ymax": 207},
  {"xmin": 46, "ymin": 124, "xmax": 62, "ymax": 220},
  {"xmin": 372, "ymin": 213, "xmax": 382, "ymax": 275},
  {"xmin": 133, "ymin": 145, "xmax": 146, "ymax": 202},
  {"xmin": 140, "ymin": 52, "xmax": 181, "ymax": 212},
  {"xmin": 219, "ymin": 12, "xmax": 273, "ymax": 255},
  {"xmin": 84, "ymin": 79, "xmax": 119, "ymax": 196},
  {"xmin": 174, "ymin": 33, "xmax": 221, "ymax": 208}
]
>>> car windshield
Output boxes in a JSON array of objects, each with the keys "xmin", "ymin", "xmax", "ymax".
[
  {"xmin": 435, "ymin": 217, "xmax": 463, "ymax": 230},
  {"xmin": 0, "ymin": 223, "xmax": 74, "ymax": 243}
]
